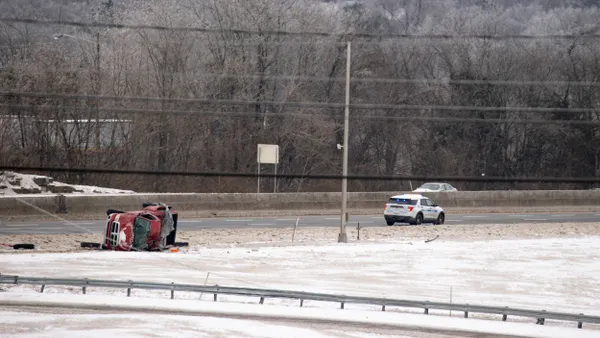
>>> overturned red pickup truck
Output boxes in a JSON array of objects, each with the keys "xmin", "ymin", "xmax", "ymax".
[{"xmin": 102, "ymin": 202, "xmax": 179, "ymax": 251}]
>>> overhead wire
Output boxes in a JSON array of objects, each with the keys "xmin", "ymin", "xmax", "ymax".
[
  {"xmin": 2, "ymin": 166, "xmax": 600, "ymax": 184},
  {"xmin": 1, "ymin": 103, "xmax": 599, "ymax": 126},
  {"xmin": 1, "ymin": 91, "xmax": 599, "ymax": 115},
  {"xmin": 3, "ymin": 67, "xmax": 600, "ymax": 87},
  {"xmin": 2, "ymin": 17, "xmax": 600, "ymax": 41}
]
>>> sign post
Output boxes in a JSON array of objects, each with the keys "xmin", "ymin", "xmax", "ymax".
[{"xmin": 257, "ymin": 144, "xmax": 279, "ymax": 193}]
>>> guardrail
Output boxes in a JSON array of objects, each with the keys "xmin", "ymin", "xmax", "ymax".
[{"xmin": 2, "ymin": 274, "xmax": 599, "ymax": 329}]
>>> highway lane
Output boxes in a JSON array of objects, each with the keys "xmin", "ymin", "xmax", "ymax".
[{"xmin": 1, "ymin": 212, "xmax": 599, "ymax": 234}]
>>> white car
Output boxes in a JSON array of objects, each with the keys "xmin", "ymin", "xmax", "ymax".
[
  {"xmin": 413, "ymin": 182, "xmax": 457, "ymax": 192},
  {"xmin": 383, "ymin": 194, "xmax": 445, "ymax": 226}
]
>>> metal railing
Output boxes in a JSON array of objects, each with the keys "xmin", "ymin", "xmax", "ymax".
[{"xmin": 1, "ymin": 274, "xmax": 599, "ymax": 329}]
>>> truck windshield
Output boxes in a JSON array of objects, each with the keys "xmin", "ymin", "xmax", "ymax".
[{"xmin": 132, "ymin": 217, "xmax": 151, "ymax": 250}]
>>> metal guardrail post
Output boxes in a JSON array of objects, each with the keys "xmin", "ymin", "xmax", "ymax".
[
  {"xmin": 170, "ymin": 282, "xmax": 175, "ymax": 299},
  {"xmin": 341, "ymin": 302, "xmax": 345, "ymax": 309},
  {"xmin": 300, "ymin": 299, "xmax": 304, "ymax": 307},
  {"xmin": 578, "ymin": 313, "xmax": 584, "ymax": 329},
  {"xmin": 127, "ymin": 281, "xmax": 132, "ymax": 297},
  {"xmin": 213, "ymin": 293, "xmax": 217, "ymax": 302},
  {"xmin": 537, "ymin": 310, "xmax": 546, "ymax": 325},
  {"xmin": 82, "ymin": 278, "xmax": 88, "ymax": 294},
  {"xmin": 40, "ymin": 284, "xmax": 45, "ymax": 293},
  {"xmin": 424, "ymin": 301, "xmax": 429, "ymax": 314},
  {"xmin": 382, "ymin": 305, "xmax": 386, "ymax": 311},
  {"xmin": 259, "ymin": 297, "xmax": 264, "ymax": 304}
]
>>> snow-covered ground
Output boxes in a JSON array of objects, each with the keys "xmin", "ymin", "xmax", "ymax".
[
  {"xmin": 0, "ymin": 171, "xmax": 134, "ymax": 196},
  {"xmin": 1, "ymin": 236, "xmax": 600, "ymax": 336},
  {"xmin": 2, "ymin": 293, "xmax": 598, "ymax": 338}
]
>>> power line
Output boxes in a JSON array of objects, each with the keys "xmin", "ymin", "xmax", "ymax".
[
  {"xmin": 4, "ymin": 67, "xmax": 600, "ymax": 87},
  {"xmin": 174, "ymin": 75, "xmax": 600, "ymax": 87},
  {"xmin": 2, "ymin": 91, "xmax": 600, "ymax": 114},
  {"xmin": 1, "ymin": 18, "xmax": 599, "ymax": 41},
  {"xmin": 2, "ymin": 103, "xmax": 600, "ymax": 126},
  {"xmin": 0, "ymin": 36, "xmax": 576, "ymax": 51},
  {"xmin": 3, "ymin": 166, "xmax": 600, "ymax": 184}
]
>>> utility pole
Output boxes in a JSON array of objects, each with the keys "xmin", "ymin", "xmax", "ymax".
[
  {"xmin": 338, "ymin": 41, "xmax": 351, "ymax": 244},
  {"xmin": 95, "ymin": 32, "xmax": 101, "ymax": 149}
]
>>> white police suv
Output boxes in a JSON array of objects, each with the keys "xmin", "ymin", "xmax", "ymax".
[{"xmin": 383, "ymin": 194, "xmax": 445, "ymax": 226}]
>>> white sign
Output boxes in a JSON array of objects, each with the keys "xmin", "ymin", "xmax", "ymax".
[{"xmin": 257, "ymin": 144, "xmax": 279, "ymax": 164}]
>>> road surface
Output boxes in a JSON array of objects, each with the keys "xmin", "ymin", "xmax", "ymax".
[
  {"xmin": 0, "ymin": 305, "xmax": 515, "ymax": 338},
  {"xmin": 0, "ymin": 212, "xmax": 598, "ymax": 234}
]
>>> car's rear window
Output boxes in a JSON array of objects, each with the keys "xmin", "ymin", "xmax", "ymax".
[{"xmin": 388, "ymin": 198, "xmax": 417, "ymax": 205}]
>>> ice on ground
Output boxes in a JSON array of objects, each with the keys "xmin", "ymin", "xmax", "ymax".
[
  {"xmin": 0, "ymin": 171, "xmax": 134, "ymax": 196},
  {"xmin": 0, "ymin": 308, "xmax": 349, "ymax": 338},
  {"xmin": 1, "ymin": 293, "xmax": 599, "ymax": 338}
]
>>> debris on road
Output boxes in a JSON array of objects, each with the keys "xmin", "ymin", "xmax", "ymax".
[
  {"xmin": 1, "ymin": 242, "xmax": 35, "ymax": 250},
  {"xmin": 425, "ymin": 235, "xmax": 440, "ymax": 243}
]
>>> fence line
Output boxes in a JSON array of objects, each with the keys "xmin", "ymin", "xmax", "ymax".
[{"xmin": 1, "ymin": 274, "xmax": 598, "ymax": 329}]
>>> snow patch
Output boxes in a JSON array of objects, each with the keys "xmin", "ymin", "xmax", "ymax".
[{"xmin": 0, "ymin": 171, "xmax": 134, "ymax": 196}]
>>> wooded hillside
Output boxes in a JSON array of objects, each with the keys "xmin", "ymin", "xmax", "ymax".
[{"xmin": 1, "ymin": 0, "xmax": 599, "ymax": 192}]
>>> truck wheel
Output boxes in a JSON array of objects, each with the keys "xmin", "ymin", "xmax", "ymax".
[{"xmin": 386, "ymin": 220, "xmax": 394, "ymax": 226}]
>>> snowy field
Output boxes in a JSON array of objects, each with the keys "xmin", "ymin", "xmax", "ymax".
[{"xmin": 2, "ymin": 236, "xmax": 600, "ymax": 336}]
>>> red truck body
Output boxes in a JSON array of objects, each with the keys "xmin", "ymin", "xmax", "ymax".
[{"xmin": 103, "ymin": 203, "xmax": 178, "ymax": 251}]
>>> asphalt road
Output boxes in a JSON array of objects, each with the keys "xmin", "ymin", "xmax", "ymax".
[{"xmin": 1, "ymin": 212, "xmax": 599, "ymax": 235}]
